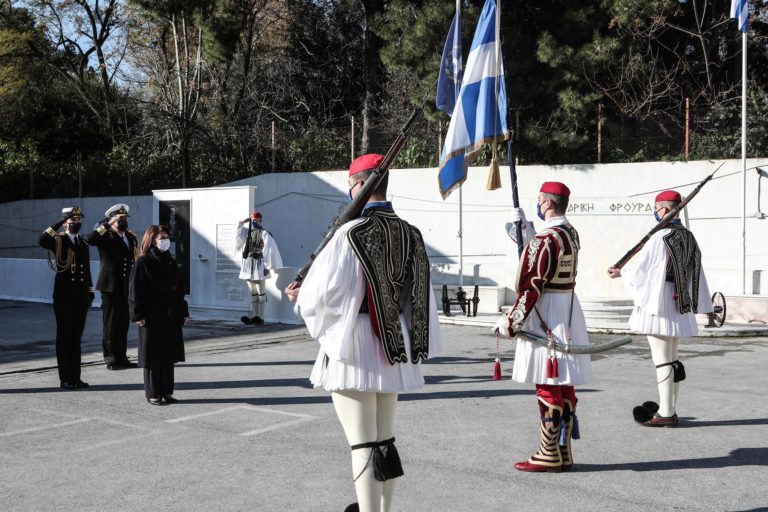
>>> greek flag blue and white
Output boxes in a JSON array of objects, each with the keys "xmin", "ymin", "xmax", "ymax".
[
  {"xmin": 730, "ymin": 0, "xmax": 748, "ymax": 33},
  {"xmin": 436, "ymin": 12, "xmax": 462, "ymax": 116},
  {"xmin": 438, "ymin": 0, "xmax": 508, "ymax": 199}
]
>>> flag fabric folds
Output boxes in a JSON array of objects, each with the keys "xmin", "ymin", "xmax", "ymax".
[
  {"xmin": 436, "ymin": 12, "xmax": 462, "ymax": 116},
  {"xmin": 731, "ymin": 0, "xmax": 748, "ymax": 32},
  {"xmin": 438, "ymin": 0, "xmax": 508, "ymax": 199}
]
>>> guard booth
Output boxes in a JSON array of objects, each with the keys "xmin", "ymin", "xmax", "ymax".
[{"xmin": 152, "ymin": 186, "xmax": 300, "ymax": 324}]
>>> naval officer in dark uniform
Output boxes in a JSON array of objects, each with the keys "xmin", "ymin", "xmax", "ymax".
[
  {"xmin": 87, "ymin": 203, "xmax": 139, "ymax": 369},
  {"xmin": 38, "ymin": 206, "xmax": 94, "ymax": 389}
]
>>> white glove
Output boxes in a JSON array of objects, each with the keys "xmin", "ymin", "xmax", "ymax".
[
  {"xmin": 510, "ymin": 207, "xmax": 527, "ymax": 224},
  {"xmin": 506, "ymin": 222, "xmax": 533, "ymax": 244},
  {"xmin": 493, "ymin": 314, "xmax": 512, "ymax": 339}
]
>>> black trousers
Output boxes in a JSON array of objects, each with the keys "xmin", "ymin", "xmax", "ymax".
[
  {"xmin": 143, "ymin": 364, "xmax": 175, "ymax": 398},
  {"xmin": 101, "ymin": 292, "xmax": 129, "ymax": 364},
  {"xmin": 53, "ymin": 295, "xmax": 90, "ymax": 383}
]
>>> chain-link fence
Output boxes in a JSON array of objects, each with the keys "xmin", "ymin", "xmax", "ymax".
[
  {"xmin": 4, "ymin": 101, "xmax": 756, "ymax": 202},
  {"xmin": 266, "ymin": 100, "xmax": 751, "ymax": 172}
]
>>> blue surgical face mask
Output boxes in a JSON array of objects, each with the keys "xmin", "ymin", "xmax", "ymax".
[
  {"xmin": 251, "ymin": 220, "xmax": 261, "ymax": 229},
  {"xmin": 654, "ymin": 208, "xmax": 665, "ymax": 223},
  {"xmin": 536, "ymin": 202, "xmax": 546, "ymax": 220}
]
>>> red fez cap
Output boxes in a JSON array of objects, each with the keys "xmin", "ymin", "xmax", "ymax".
[
  {"xmin": 540, "ymin": 181, "xmax": 570, "ymax": 197},
  {"xmin": 251, "ymin": 211, "xmax": 262, "ymax": 219},
  {"xmin": 655, "ymin": 190, "xmax": 681, "ymax": 203},
  {"xmin": 349, "ymin": 154, "xmax": 384, "ymax": 176}
]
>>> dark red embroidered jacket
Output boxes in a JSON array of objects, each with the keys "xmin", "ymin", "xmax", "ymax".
[{"xmin": 504, "ymin": 222, "xmax": 580, "ymax": 336}]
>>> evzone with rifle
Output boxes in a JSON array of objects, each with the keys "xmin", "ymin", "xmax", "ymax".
[
  {"xmin": 495, "ymin": 181, "xmax": 592, "ymax": 473},
  {"xmin": 608, "ymin": 189, "xmax": 713, "ymax": 427},
  {"xmin": 285, "ymin": 149, "xmax": 443, "ymax": 512}
]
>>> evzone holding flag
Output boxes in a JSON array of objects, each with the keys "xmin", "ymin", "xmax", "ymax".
[
  {"xmin": 607, "ymin": 190, "xmax": 712, "ymax": 427},
  {"xmin": 285, "ymin": 154, "xmax": 443, "ymax": 512},
  {"xmin": 495, "ymin": 181, "xmax": 592, "ymax": 473}
]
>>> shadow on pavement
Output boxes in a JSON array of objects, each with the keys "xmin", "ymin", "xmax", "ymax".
[
  {"xmin": 177, "ymin": 360, "xmax": 315, "ymax": 368},
  {"xmin": 675, "ymin": 417, "xmax": 768, "ymax": 428},
  {"xmin": 576, "ymin": 447, "xmax": 768, "ymax": 472}
]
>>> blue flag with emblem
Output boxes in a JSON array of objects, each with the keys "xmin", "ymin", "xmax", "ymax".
[
  {"xmin": 436, "ymin": 12, "xmax": 462, "ymax": 116},
  {"xmin": 438, "ymin": 0, "xmax": 508, "ymax": 199}
]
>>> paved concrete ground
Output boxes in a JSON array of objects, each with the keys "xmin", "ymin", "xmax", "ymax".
[{"xmin": 1, "ymin": 300, "xmax": 767, "ymax": 512}]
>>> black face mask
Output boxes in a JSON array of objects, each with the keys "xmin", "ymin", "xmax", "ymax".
[
  {"xmin": 116, "ymin": 219, "xmax": 128, "ymax": 232},
  {"xmin": 68, "ymin": 222, "xmax": 82, "ymax": 234}
]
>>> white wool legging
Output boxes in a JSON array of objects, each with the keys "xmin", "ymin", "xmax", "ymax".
[{"xmin": 331, "ymin": 390, "xmax": 398, "ymax": 512}]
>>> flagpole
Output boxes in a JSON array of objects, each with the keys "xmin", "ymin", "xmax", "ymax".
[
  {"xmin": 741, "ymin": 30, "xmax": 747, "ymax": 295},
  {"xmin": 496, "ymin": 1, "xmax": 523, "ymax": 256},
  {"xmin": 456, "ymin": 0, "xmax": 464, "ymax": 289}
]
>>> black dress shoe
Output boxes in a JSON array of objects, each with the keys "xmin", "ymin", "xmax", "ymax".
[
  {"xmin": 344, "ymin": 504, "xmax": 359, "ymax": 512},
  {"xmin": 106, "ymin": 363, "xmax": 118, "ymax": 370},
  {"xmin": 250, "ymin": 316, "xmax": 264, "ymax": 325},
  {"xmin": 147, "ymin": 398, "xmax": 165, "ymax": 406},
  {"xmin": 162, "ymin": 395, "xmax": 178, "ymax": 404},
  {"xmin": 75, "ymin": 379, "xmax": 90, "ymax": 388},
  {"xmin": 240, "ymin": 316, "xmax": 251, "ymax": 325},
  {"xmin": 118, "ymin": 360, "xmax": 139, "ymax": 369},
  {"xmin": 60, "ymin": 381, "xmax": 78, "ymax": 390}
]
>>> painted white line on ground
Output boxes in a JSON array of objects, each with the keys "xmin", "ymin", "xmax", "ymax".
[
  {"xmin": 240, "ymin": 416, "xmax": 316, "ymax": 437},
  {"xmin": 0, "ymin": 417, "xmax": 92, "ymax": 437},
  {"xmin": 237, "ymin": 404, "xmax": 317, "ymax": 420},
  {"xmin": 164, "ymin": 405, "xmax": 248, "ymax": 423},
  {"xmin": 96, "ymin": 417, "xmax": 153, "ymax": 431},
  {"xmin": 71, "ymin": 432, "xmax": 156, "ymax": 452},
  {"xmin": 165, "ymin": 404, "xmax": 318, "ymax": 436}
]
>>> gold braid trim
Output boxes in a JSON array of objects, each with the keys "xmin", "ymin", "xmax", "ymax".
[{"xmin": 46, "ymin": 235, "xmax": 74, "ymax": 273}]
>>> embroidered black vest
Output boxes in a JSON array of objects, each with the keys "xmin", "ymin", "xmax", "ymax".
[
  {"xmin": 243, "ymin": 226, "xmax": 265, "ymax": 260},
  {"xmin": 663, "ymin": 224, "xmax": 703, "ymax": 314},
  {"xmin": 347, "ymin": 209, "xmax": 431, "ymax": 364}
]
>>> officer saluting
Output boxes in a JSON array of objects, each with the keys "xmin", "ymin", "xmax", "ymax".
[
  {"xmin": 38, "ymin": 206, "xmax": 94, "ymax": 389},
  {"xmin": 87, "ymin": 203, "xmax": 139, "ymax": 369}
]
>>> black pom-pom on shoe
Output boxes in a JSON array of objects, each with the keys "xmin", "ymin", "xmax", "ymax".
[
  {"xmin": 633, "ymin": 405, "xmax": 652, "ymax": 423},
  {"xmin": 641, "ymin": 401, "xmax": 659, "ymax": 415}
]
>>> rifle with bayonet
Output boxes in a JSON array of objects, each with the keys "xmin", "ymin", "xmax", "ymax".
[
  {"xmin": 291, "ymin": 108, "xmax": 423, "ymax": 286},
  {"xmin": 612, "ymin": 161, "xmax": 725, "ymax": 270}
]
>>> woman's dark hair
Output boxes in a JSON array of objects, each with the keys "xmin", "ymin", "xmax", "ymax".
[{"xmin": 140, "ymin": 224, "xmax": 170, "ymax": 257}]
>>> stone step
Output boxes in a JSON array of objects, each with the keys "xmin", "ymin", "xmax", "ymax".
[
  {"xmin": 583, "ymin": 310, "xmax": 633, "ymax": 319},
  {"xmin": 579, "ymin": 298, "xmax": 634, "ymax": 308},
  {"xmin": 502, "ymin": 304, "xmax": 633, "ymax": 316}
]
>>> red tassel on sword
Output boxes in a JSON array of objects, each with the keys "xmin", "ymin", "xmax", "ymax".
[{"xmin": 493, "ymin": 357, "xmax": 502, "ymax": 380}]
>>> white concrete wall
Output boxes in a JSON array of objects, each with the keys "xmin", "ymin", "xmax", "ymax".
[
  {"xmin": 0, "ymin": 195, "xmax": 153, "ymax": 259},
  {"xmin": 1, "ymin": 159, "xmax": 766, "ymax": 321},
  {"xmin": 233, "ymin": 158, "xmax": 768, "ymax": 303}
]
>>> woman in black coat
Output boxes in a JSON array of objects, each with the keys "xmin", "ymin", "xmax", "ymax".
[{"xmin": 129, "ymin": 225, "xmax": 189, "ymax": 405}]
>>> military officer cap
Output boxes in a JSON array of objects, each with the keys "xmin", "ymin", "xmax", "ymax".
[
  {"xmin": 62, "ymin": 206, "xmax": 85, "ymax": 220},
  {"xmin": 105, "ymin": 203, "xmax": 130, "ymax": 219}
]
